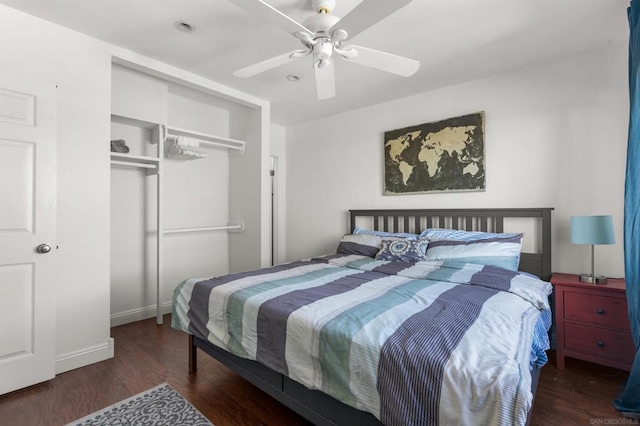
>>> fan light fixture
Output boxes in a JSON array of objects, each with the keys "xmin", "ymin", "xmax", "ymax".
[{"xmin": 229, "ymin": 0, "xmax": 419, "ymax": 100}]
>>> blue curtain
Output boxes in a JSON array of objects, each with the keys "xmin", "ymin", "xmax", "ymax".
[{"xmin": 615, "ymin": 0, "xmax": 640, "ymax": 416}]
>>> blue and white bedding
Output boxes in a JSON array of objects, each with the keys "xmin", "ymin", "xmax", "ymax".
[{"xmin": 172, "ymin": 254, "xmax": 552, "ymax": 426}]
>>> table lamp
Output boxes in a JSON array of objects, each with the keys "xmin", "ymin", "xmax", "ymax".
[{"xmin": 570, "ymin": 215, "xmax": 615, "ymax": 284}]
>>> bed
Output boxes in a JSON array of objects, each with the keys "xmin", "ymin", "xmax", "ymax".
[{"xmin": 172, "ymin": 208, "xmax": 554, "ymax": 426}]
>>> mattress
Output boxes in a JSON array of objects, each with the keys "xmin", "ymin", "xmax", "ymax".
[{"xmin": 172, "ymin": 253, "xmax": 552, "ymax": 426}]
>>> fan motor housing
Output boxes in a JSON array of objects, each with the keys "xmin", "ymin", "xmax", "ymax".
[
  {"xmin": 313, "ymin": 39, "xmax": 333, "ymax": 60},
  {"xmin": 302, "ymin": 12, "xmax": 340, "ymax": 34}
]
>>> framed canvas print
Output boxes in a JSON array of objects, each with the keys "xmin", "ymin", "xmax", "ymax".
[{"xmin": 384, "ymin": 112, "xmax": 485, "ymax": 195}]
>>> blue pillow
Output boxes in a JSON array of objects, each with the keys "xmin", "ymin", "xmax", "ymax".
[
  {"xmin": 425, "ymin": 235, "xmax": 523, "ymax": 271},
  {"xmin": 419, "ymin": 228, "xmax": 521, "ymax": 242},
  {"xmin": 375, "ymin": 238, "xmax": 430, "ymax": 263},
  {"xmin": 353, "ymin": 226, "xmax": 418, "ymax": 239},
  {"xmin": 337, "ymin": 234, "xmax": 381, "ymax": 257}
]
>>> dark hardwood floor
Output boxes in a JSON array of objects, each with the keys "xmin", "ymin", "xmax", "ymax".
[{"xmin": 0, "ymin": 315, "xmax": 630, "ymax": 425}]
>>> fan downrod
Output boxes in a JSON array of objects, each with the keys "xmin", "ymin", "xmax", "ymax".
[
  {"xmin": 312, "ymin": 0, "xmax": 336, "ymax": 14},
  {"xmin": 303, "ymin": 0, "xmax": 340, "ymax": 34}
]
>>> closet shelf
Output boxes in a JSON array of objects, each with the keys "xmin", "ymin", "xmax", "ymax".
[
  {"xmin": 111, "ymin": 114, "xmax": 158, "ymax": 129},
  {"xmin": 110, "ymin": 153, "xmax": 162, "ymax": 169},
  {"xmin": 163, "ymin": 125, "xmax": 245, "ymax": 152}
]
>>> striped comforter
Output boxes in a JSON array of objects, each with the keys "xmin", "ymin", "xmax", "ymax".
[{"xmin": 172, "ymin": 254, "xmax": 552, "ymax": 426}]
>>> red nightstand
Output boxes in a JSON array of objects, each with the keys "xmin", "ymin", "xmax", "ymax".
[{"xmin": 551, "ymin": 273, "xmax": 634, "ymax": 371}]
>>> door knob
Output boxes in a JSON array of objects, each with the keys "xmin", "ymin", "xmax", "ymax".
[{"xmin": 36, "ymin": 243, "xmax": 52, "ymax": 254}]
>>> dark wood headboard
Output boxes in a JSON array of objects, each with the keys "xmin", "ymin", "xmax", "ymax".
[{"xmin": 349, "ymin": 208, "xmax": 553, "ymax": 281}]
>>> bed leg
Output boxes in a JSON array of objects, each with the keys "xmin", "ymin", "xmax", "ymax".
[{"xmin": 189, "ymin": 334, "xmax": 197, "ymax": 373}]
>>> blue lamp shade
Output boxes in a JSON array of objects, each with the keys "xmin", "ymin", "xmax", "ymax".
[
  {"xmin": 570, "ymin": 215, "xmax": 615, "ymax": 284},
  {"xmin": 570, "ymin": 215, "xmax": 616, "ymax": 245}
]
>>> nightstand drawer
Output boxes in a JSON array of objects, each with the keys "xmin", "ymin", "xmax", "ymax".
[
  {"xmin": 564, "ymin": 291, "xmax": 630, "ymax": 331},
  {"xmin": 564, "ymin": 322, "xmax": 635, "ymax": 364}
]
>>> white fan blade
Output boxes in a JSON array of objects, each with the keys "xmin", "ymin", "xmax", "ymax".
[
  {"xmin": 343, "ymin": 45, "xmax": 419, "ymax": 77},
  {"xmin": 330, "ymin": 0, "xmax": 411, "ymax": 41},
  {"xmin": 314, "ymin": 60, "xmax": 335, "ymax": 100},
  {"xmin": 233, "ymin": 50, "xmax": 307, "ymax": 78},
  {"xmin": 229, "ymin": 0, "xmax": 314, "ymax": 38}
]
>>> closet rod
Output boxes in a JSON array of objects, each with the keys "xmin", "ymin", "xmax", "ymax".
[
  {"xmin": 165, "ymin": 134, "xmax": 244, "ymax": 152},
  {"xmin": 110, "ymin": 160, "xmax": 157, "ymax": 170},
  {"xmin": 164, "ymin": 224, "xmax": 243, "ymax": 234},
  {"xmin": 163, "ymin": 125, "xmax": 245, "ymax": 153}
]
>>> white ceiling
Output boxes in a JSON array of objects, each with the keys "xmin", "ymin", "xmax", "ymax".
[{"xmin": 0, "ymin": 0, "xmax": 630, "ymax": 125}]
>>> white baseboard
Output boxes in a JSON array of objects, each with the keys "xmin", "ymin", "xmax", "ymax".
[
  {"xmin": 110, "ymin": 302, "xmax": 173, "ymax": 327},
  {"xmin": 54, "ymin": 304, "xmax": 173, "ymax": 375},
  {"xmin": 56, "ymin": 337, "xmax": 115, "ymax": 374}
]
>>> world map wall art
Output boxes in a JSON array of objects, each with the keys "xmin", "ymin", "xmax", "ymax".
[{"xmin": 384, "ymin": 111, "xmax": 486, "ymax": 195}]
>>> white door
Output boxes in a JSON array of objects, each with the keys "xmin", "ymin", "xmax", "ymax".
[{"xmin": 0, "ymin": 74, "xmax": 57, "ymax": 394}]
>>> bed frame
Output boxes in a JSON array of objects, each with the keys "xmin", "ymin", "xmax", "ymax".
[{"xmin": 188, "ymin": 207, "xmax": 554, "ymax": 426}]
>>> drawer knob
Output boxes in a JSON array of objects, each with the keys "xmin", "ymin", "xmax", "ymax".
[
  {"xmin": 596, "ymin": 308, "xmax": 605, "ymax": 315},
  {"xmin": 597, "ymin": 341, "xmax": 605, "ymax": 348}
]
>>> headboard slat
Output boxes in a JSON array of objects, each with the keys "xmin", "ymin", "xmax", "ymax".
[
  {"xmin": 480, "ymin": 217, "xmax": 488, "ymax": 232},
  {"xmin": 451, "ymin": 216, "xmax": 459, "ymax": 230}
]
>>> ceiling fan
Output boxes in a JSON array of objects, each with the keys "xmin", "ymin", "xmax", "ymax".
[{"xmin": 230, "ymin": 0, "xmax": 420, "ymax": 100}]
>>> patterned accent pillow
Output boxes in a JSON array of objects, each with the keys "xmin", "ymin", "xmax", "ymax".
[
  {"xmin": 424, "ymin": 235, "xmax": 523, "ymax": 271},
  {"xmin": 419, "ymin": 228, "xmax": 522, "ymax": 242},
  {"xmin": 375, "ymin": 238, "xmax": 430, "ymax": 263},
  {"xmin": 336, "ymin": 234, "xmax": 382, "ymax": 257},
  {"xmin": 353, "ymin": 226, "xmax": 419, "ymax": 239}
]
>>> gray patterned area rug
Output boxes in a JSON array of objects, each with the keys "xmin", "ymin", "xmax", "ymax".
[{"xmin": 66, "ymin": 383, "xmax": 213, "ymax": 426}]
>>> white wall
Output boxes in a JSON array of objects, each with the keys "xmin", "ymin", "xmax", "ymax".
[
  {"xmin": 286, "ymin": 44, "xmax": 628, "ymax": 279},
  {"xmin": 228, "ymin": 105, "xmax": 271, "ymax": 271},
  {"xmin": 164, "ymin": 83, "xmax": 234, "ymax": 288}
]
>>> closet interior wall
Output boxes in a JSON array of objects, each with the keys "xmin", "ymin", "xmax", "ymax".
[{"xmin": 110, "ymin": 64, "xmax": 243, "ymax": 327}]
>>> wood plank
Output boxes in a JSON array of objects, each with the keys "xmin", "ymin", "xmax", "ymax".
[{"xmin": 0, "ymin": 315, "xmax": 628, "ymax": 426}]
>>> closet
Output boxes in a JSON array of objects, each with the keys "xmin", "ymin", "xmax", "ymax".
[{"xmin": 109, "ymin": 63, "xmax": 267, "ymax": 326}]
